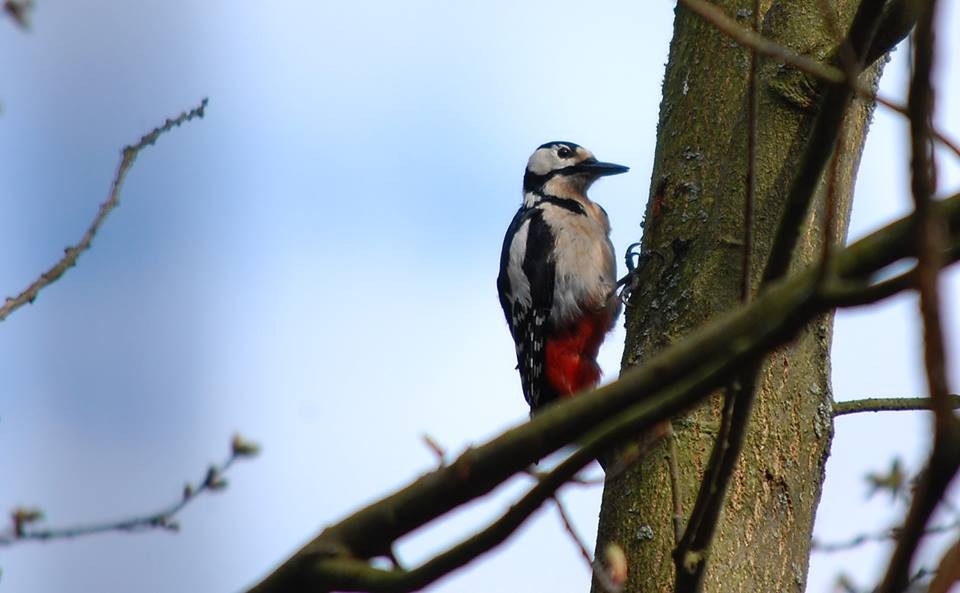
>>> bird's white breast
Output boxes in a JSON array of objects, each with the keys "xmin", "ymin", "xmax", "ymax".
[{"xmin": 539, "ymin": 201, "xmax": 617, "ymax": 326}]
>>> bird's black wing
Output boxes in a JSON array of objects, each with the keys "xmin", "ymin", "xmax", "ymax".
[{"xmin": 497, "ymin": 206, "xmax": 557, "ymax": 411}]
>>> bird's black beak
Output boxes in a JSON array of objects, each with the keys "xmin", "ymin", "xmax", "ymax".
[{"xmin": 571, "ymin": 159, "xmax": 629, "ymax": 177}]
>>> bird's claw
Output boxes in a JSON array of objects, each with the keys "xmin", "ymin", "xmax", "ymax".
[{"xmin": 616, "ymin": 244, "xmax": 665, "ymax": 306}]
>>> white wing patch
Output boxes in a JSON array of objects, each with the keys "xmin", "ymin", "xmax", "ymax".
[{"xmin": 506, "ymin": 219, "xmax": 532, "ymax": 308}]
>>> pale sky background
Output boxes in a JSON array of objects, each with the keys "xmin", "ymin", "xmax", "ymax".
[{"xmin": 1, "ymin": 2, "xmax": 959, "ymax": 592}]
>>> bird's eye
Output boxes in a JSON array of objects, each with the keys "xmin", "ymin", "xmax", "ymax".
[{"xmin": 557, "ymin": 146, "xmax": 573, "ymax": 158}]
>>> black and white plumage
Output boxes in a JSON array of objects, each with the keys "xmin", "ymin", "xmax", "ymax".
[{"xmin": 497, "ymin": 141, "xmax": 628, "ymax": 413}]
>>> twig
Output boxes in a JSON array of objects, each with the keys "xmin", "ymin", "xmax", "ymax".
[
  {"xmin": 667, "ymin": 426, "xmax": 683, "ymax": 546},
  {"xmin": 740, "ymin": 0, "xmax": 759, "ymax": 302},
  {"xmin": 3, "ymin": 433, "xmax": 258, "ymax": 545},
  {"xmin": 820, "ymin": 115, "xmax": 847, "ymax": 282},
  {"xmin": 876, "ymin": 95, "xmax": 960, "ymax": 162},
  {"xmin": 523, "ymin": 467, "xmax": 605, "ymax": 486},
  {"xmin": 421, "ymin": 434, "xmax": 447, "ymax": 466},
  {"xmin": 834, "ymin": 396, "xmax": 960, "ymax": 417},
  {"xmin": 553, "ymin": 495, "xmax": 622, "ymax": 593},
  {"xmin": 815, "ymin": 0, "xmax": 845, "ymax": 282},
  {"xmin": 0, "ymin": 98, "xmax": 209, "ymax": 323},
  {"xmin": 674, "ymin": 373, "xmax": 758, "ymax": 591},
  {"xmin": 813, "ymin": 517, "xmax": 960, "ymax": 553}
]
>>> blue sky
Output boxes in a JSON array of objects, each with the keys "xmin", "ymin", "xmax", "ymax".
[{"xmin": 0, "ymin": 2, "xmax": 958, "ymax": 592}]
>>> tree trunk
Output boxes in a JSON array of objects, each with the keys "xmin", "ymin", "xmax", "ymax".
[{"xmin": 593, "ymin": 2, "xmax": 883, "ymax": 591}]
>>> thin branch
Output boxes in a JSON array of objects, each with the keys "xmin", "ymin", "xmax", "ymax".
[
  {"xmin": 421, "ymin": 434, "xmax": 448, "ymax": 467},
  {"xmin": 247, "ymin": 193, "xmax": 960, "ymax": 593},
  {"xmin": 879, "ymin": 2, "xmax": 960, "ymax": 590},
  {"xmin": 553, "ymin": 495, "xmax": 622, "ymax": 593},
  {"xmin": 906, "ymin": 0, "xmax": 955, "ymax": 437},
  {"xmin": 672, "ymin": 2, "xmax": 760, "ymax": 584},
  {"xmin": 2, "ymin": 433, "xmax": 258, "ymax": 545},
  {"xmin": 834, "ymin": 396, "xmax": 960, "ymax": 417},
  {"xmin": 667, "ymin": 426, "xmax": 683, "ymax": 546},
  {"xmin": 678, "ymin": 0, "xmax": 843, "ymax": 84},
  {"xmin": 523, "ymin": 467, "xmax": 605, "ymax": 487},
  {"xmin": 814, "ymin": 0, "xmax": 849, "ymax": 285},
  {"xmin": 819, "ymin": 266, "xmax": 915, "ymax": 307},
  {"xmin": 813, "ymin": 517, "xmax": 960, "ymax": 554},
  {"xmin": 677, "ymin": 0, "xmax": 960, "ymax": 164},
  {"xmin": 674, "ymin": 372, "xmax": 759, "ymax": 592},
  {"xmin": 740, "ymin": 0, "xmax": 759, "ymax": 302},
  {"xmin": 759, "ymin": 0, "xmax": 885, "ymax": 284},
  {"xmin": 876, "ymin": 95, "xmax": 960, "ymax": 162},
  {"xmin": 821, "ymin": 115, "xmax": 847, "ymax": 281},
  {"xmin": 0, "ymin": 98, "xmax": 209, "ymax": 323}
]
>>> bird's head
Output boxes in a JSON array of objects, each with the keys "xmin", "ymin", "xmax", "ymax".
[{"xmin": 523, "ymin": 141, "xmax": 628, "ymax": 198}]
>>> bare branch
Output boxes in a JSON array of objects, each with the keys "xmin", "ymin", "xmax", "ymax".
[
  {"xmin": 2, "ymin": 433, "xmax": 258, "ymax": 545},
  {"xmin": 740, "ymin": 0, "xmax": 759, "ymax": 302},
  {"xmin": 674, "ymin": 373, "xmax": 758, "ymax": 592},
  {"xmin": 879, "ymin": 2, "xmax": 960, "ymax": 590},
  {"xmin": 553, "ymin": 496, "xmax": 622, "ymax": 593},
  {"xmin": 876, "ymin": 95, "xmax": 960, "ymax": 162},
  {"xmin": 820, "ymin": 111, "xmax": 847, "ymax": 281},
  {"xmin": 813, "ymin": 518, "xmax": 960, "ymax": 554},
  {"xmin": 834, "ymin": 396, "xmax": 960, "ymax": 417},
  {"xmin": 0, "ymin": 98, "xmax": 209, "ymax": 323},
  {"xmin": 908, "ymin": 0, "xmax": 954, "ymax": 434},
  {"xmin": 667, "ymin": 427, "xmax": 683, "ymax": 546}
]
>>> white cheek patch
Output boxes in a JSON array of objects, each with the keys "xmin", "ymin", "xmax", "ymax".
[
  {"xmin": 506, "ymin": 219, "xmax": 532, "ymax": 307},
  {"xmin": 527, "ymin": 148, "xmax": 560, "ymax": 175}
]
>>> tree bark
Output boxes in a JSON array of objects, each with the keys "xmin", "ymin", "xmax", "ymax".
[{"xmin": 593, "ymin": 2, "xmax": 883, "ymax": 591}]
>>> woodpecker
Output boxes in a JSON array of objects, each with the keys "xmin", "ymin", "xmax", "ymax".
[{"xmin": 497, "ymin": 141, "xmax": 628, "ymax": 414}]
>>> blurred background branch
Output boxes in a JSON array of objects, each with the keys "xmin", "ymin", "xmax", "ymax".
[
  {"xmin": 2, "ymin": 434, "xmax": 259, "ymax": 545},
  {"xmin": 0, "ymin": 98, "xmax": 208, "ymax": 322}
]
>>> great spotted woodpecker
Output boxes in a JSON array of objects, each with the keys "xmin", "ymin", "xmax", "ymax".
[{"xmin": 498, "ymin": 141, "xmax": 628, "ymax": 414}]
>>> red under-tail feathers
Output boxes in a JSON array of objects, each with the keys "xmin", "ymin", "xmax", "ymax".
[{"xmin": 544, "ymin": 308, "xmax": 614, "ymax": 398}]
